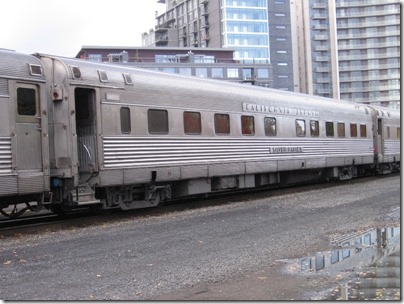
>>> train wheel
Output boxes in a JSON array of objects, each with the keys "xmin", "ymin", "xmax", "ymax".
[{"xmin": 49, "ymin": 203, "xmax": 73, "ymax": 216}]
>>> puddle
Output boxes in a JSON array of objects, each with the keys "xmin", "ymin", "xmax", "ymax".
[{"xmin": 283, "ymin": 226, "xmax": 400, "ymax": 300}]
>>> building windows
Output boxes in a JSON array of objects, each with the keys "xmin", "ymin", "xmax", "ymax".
[
  {"xmin": 196, "ymin": 68, "xmax": 208, "ymax": 78},
  {"xmin": 88, "ymin": 54, "xmax": 102, "ymax": 62},
  {"xmin": 179, "ymin": 68, "xmax": 192, "ymax": 76},
  {"xmin": 227, "ymin": 68, "xmax": 239, "ymax": 78},
  {"xmin": 212, "ymin": 68, "xmax": 224, "ymax": 78},
  {"xmin": 257, "ymin": 68, "xmax": 269, "ymax": 78}
]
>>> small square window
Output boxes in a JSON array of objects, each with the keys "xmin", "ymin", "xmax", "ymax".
[
  {"xmin": 265, "ymin": 117, "xmax": 276, "ymax": 136},
  {"xmin": 337, "ymin": 123, "xmax": 345, "ymax": 138},
  {"xmin": 310, "ymin": 120, "xmax": 319, "ymax": 137},
  {"xmin": 296, "ymin": 119, "xmax": 306, "ymax": 137},
  {"xmin": 17, "ymin": 88, "xmax": 36, "ymax": 116},
  {"xmin": 148, "ymin": 109, "xmax": 169, "ymax": 134},
  {"xmin": 326, "ymin": 122, "xmax": 334, "ymax": 137},
  {"xmin": 120, "ymin": 107, "xmax": 131, "ymax": 134},
  {"xmin": 184, "ymin": 111, "xmax": 201, "ymax": 135},
  {"xmin": 360, "ymin": 125, "xmax": 367, "ymax": 138},
  {"xmin": 241, "ymin": 115, "xmax": 255, "ymax": 135},
  {"xmin": 214, "ymin": 113, "xmax": 230, "ymax": 135},
  {"xmin": 350, "ymin": 124, "xmax": 358, "ymax": 137}
]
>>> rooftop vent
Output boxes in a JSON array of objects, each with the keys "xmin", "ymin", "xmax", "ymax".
[
  {"xmin": 29, "ymin": 64, "xmax": 42, "ymax": 76},
  {"xmin": 123, "ymin": 73, "xmax": 133, "ymax": 85},
  {"xmin": 98, "ymin": 70, "xmax": 109, "ymax": 83},
  {"xmin": 70, "ymin": 65, "xmax": 82, "ymax": 79}
]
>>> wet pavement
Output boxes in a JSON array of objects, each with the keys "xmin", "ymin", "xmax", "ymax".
[{"xmin": 283, "ymin": 225, "xmax": 400, "ymax": 300}]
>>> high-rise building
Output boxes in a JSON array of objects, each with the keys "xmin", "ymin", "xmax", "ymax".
[
  {"xmin": 143, "ymin": 0, "xmax": 400, "ymax": 107},
  {"xmin": 293, "ymin": 0, "xmax": 400, "ymax": 108},
  {"xmin": 143, "ymin": 0, "xmax": 295, "ymax": 91}
]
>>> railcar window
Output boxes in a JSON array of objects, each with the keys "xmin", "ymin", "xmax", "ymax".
[
  {"xmin": 264, "ymin": 117, "xmax": 276, "ymax": 136},
  {"xmin": 360, "ymin": 125, "xmax": 367, "ymax": 138},
  {"xmin": 214, "ymin": 113, "xmax": 230, "ymax": 135},
  {"xmin": 387, "ymin": 127, "xmax": 390, "ymax": 139},
  {"xmin": 337, "ymin": 123, "xmax": 345, "ymax": 138},
  {"xmin": 120, "ymin": 107, "xmax": 131, "ymax": 134},
  {"xmin": 295, "ymin": 119, "xmax": 306, "ymax": 137},
  {"xmin": 17, "ymin": 88, "xmax": 36, "ymax": 116},
  {"xmin": 350, "ymin": 124, "xmax": 358, "ymax": 137},
  {"xmin": 241, "ymin": 115, "xmax": 255, "ymax": 135},
  {"xmin": 184, "ymin": 111, "xmax": 201, "ymax": 135},
  {"xmin": 397, "ymin": 128, "xmax": 400, "ymax": 139},
  {"xmin": 148, "ymin": 109, "xmax": 169, "ymax": 134},
  {"xmin": 326, "ymin": 122, "xmax": 334, "ymax": 137},
  {"xmin": 310, "ymin": 120, "xmax": 319, "ymax": 137}
]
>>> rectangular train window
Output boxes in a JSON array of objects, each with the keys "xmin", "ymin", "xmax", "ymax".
[
  {"xmin": 148, "ymin": 109, "xmax": 169, "ymax": 134},
  {"xmin": 241, "ymin": 115, "xmax": 255, "ymax": 135},
  {"xmin": 214, "ymin": 113, "xmax": 230, "ymax": 135},
  {"xmin": 17, "ymin": 87, "xmax": 37, "ymax": 116},
  {"xmin": 387, "ymin": 127, "xmax": 390, "ymax": 139},
  {"xmin": 350, "ymin": 124, "xmax": 357, "ymax": 137},
  {"xmin": 184, "ymin": 111, "xmax": 201, "ymax": 135},
  {"xmin": 360, "ymin": 124, "xmax": 367, "ymax": 138},
  {"xmin": 264, "ymin": 117, "xmax": 276, "ymax": 136},
  {"xmin": 337, "ymin": 123, "xmax": 345, "ymax": 138},
  {"xmin": 120, "ymin": 107, "xmax": 131, "ymax": 134},
  {"xmin": 310, "ymin": 120, "xmax": 319, "ymax": 137},
  {"xmin": 326, "ymin": 122, "xmax": 334, "ymax": 137},
  {"xmin": 397, "ymin": 128, "xmax": 400, "ymax": 139},
  {"xmin": 295, "ymin": 119, "xmax": 306, "ymax": 137}
]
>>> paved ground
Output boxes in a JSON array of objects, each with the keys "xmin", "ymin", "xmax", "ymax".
[{"xmin": 0, "ymin": 174, "xmax": 400, "ymax": 300}]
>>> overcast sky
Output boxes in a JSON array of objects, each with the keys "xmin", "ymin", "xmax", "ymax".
[{"xmin": 1, "ymin": 0, "xmax": 166, "ymax": 57}]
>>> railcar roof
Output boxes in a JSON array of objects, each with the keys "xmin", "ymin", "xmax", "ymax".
[
  {"xmin": 0, "ymin": 50, "xmax": 45, "ymax": 81},
  {"xmin": 37, "ymin": 53, "xmax": 379, "ymax": 119}
]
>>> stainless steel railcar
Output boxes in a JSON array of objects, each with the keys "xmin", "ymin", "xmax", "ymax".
[{"xmin": 0, "ymin": 50, "xmax": 400, "ymax": 216}]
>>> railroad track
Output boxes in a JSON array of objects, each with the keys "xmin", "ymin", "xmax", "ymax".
[{"xmin": 0, "ymin": 173, "xmax": 397, "ymax": 235}]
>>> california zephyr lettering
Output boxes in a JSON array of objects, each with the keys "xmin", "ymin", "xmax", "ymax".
[{"xmin": 243, "ymin": 102, "xmax": 319, "ymax": 117}]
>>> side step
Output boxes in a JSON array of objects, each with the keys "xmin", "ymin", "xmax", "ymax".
[{"xmin": 72, "ymin": 184, "xmax": 100, "ymax": 206}]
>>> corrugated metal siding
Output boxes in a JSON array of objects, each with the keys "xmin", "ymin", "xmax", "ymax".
[
  {"xmin": 18, "ymin": 173, "xmax": 44, "ymax": 194},
  {"xmin": 103, "ymin": 136, "xmax": 374, "ymax": 168},
  {"xmin": 0, "ymin": 78, "xmax": 8, "ymax": 96},
  {"xmin": 0, "ymin": 176, "xmax": 17, "ymax": 195},
  {"xmin": 384, "ymin": 140, "xmax": 400, "ymax": 156},
  {"xmin": 0, "ymin": 137, "xmax": 13, "ymax": 174}
]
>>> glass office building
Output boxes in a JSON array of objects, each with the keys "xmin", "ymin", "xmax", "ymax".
[{"xmin": 221, "ymin": 0, "xmax": 270, "ymax": 62}]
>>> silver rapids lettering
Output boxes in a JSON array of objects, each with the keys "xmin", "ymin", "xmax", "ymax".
[{"xmin": 269, "ymin": 146, "xmax": 304, "ymax": 154}]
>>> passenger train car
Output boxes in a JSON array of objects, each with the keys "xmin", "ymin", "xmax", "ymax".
[{"xmin": 0, "ymin": 49, "xmax": 400, "ymax": 217}]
